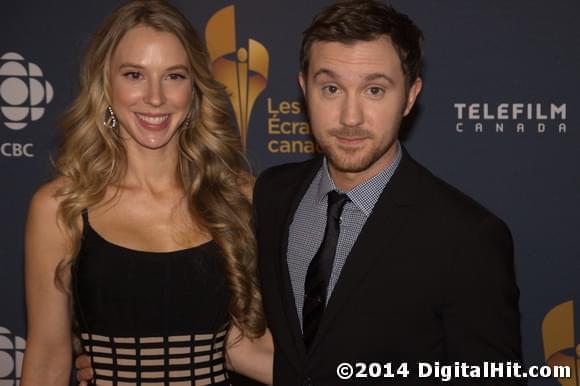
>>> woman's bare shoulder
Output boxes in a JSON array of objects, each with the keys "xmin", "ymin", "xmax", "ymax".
[
  {"xmin": 29, "ymin": 176, "xmax": 69, "ymax": 215},
  {"xmin": 25, "ymin": 177, "xmax": 74, "ymax": 273}
]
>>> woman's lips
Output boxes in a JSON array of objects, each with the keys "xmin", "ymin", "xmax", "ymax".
[{"xmin": 135, "ymin": 113, "xmax": 170, "ymax": 129}]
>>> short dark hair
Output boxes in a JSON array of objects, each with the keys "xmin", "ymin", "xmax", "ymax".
[{"xmin": 300, "ymin": 0, "xmax": 424, "ymax": 88}]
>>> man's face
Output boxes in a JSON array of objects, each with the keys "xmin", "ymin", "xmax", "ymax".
[{"xmin": 300, "ymin": 37, "xmax": 421, "ymax": 183}]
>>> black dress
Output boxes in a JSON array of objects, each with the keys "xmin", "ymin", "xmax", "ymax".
[{"xmin": 72, "ymin": 211, "xmax": 231, "ymax": 385}]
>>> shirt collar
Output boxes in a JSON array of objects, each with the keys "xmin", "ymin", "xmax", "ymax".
[{"xmin": 316, "ymin": 141, "xmax": 402, "ymax": 216}]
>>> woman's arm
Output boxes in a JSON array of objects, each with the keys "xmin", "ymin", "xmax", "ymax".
[
  {"xmin": 226, "ymin": 324, "xmax": 274, "ymax": 385},
  {"xmin": 20, "ymin": 180, "xmax": 73, "ymax": 386}
]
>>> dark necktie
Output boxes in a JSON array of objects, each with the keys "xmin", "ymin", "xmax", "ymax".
[{"xmin": 303, "ymin": 190, "xmax": 349, "ymax": 349}]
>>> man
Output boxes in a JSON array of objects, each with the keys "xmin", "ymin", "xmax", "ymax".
[
  {"xmin": 254, "ymin": 0, "xmax": 521, "ymax": 385},
  {"xmin": 78, "ymin": 1, "xmax": 522, "ymax": 385}
]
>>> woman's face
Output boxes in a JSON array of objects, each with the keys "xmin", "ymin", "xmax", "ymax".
[{"xmin": 109, "ymin": 25, "xmax": 193, "ymax": 150}]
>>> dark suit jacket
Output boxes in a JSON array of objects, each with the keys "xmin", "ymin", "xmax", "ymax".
[{"xmin": 253, "ymin": 149, "xmax": 522, "ymax": 386}]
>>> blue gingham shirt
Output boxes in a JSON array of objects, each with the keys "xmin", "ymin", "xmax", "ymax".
[{"xmin": 287, "ymin": 143, "xmax": 402, "ymax": 327}]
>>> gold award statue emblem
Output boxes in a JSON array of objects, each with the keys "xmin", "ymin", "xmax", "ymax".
[
  {"xmin": 205, "ymin": 5, "xmax": 269, "ymax": 151},
  {"xmin": 542, "ymin": 300, "xmax": 579, "ymax": 386}
]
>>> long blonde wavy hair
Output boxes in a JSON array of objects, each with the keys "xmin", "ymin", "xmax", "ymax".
[{"xmin": 54, "ymin": 0, "xmax": 265, "ymax": 338}]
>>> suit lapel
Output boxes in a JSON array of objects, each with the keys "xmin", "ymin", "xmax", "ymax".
[
  {"xmin": 306, "ymin": 150, "xmax": 420, "ymax": 356},
  {"xmin": 275, "ymin": 157, "xmax": 323, "ymax": 365}
]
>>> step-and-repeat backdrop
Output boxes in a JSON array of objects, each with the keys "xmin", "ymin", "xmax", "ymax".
[{"xmin": 1, "ymin": 1, "xmax": 578, "ymax": 385}]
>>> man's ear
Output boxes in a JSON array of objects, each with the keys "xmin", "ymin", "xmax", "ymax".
[
  {"xmin": 403, "ymin": 77, "xmax": 422, "ymax": 116},
  {"xmin": 298, "ymin": 72, "xmax": 306, "ymax": 96}
]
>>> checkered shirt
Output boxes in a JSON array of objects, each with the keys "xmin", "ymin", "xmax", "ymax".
[{"xmin": 287, "ymin": 143, "xmax": 402, "ymax": 328}]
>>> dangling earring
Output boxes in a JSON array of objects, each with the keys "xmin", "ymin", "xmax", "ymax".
[
  {"xmin": 181, "ymin": 109, "xmax": 194, "ymax": 130},
  {"xmin": 181, "ymin": 117, "xmax": 191, "ymax": 130},
  {"xmin": 104, "ymin": 106, "xmax": 118, "ymax": 130}
]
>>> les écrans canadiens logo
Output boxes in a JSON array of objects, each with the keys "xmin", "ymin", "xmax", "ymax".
[
  {"xmin": 205, "ymin": 5, "xmax": 269, "ymax": 152},
  {"xmin": 542, "ymin": 300, "xmax": 579, "ymax": 386}
]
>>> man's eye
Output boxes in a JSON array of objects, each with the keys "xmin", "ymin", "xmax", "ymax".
[
  {"xmin": 322, "ymin": 85, "xmax": 340, "ymax": 94},
  {"xmin": 367, "ymin": 86, "xmax": 384, "ymax": 96}
]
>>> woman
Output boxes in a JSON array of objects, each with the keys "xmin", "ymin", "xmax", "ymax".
[{"xmin": 21, "ymin": 0, "xmax": 272, "ymax": 384}]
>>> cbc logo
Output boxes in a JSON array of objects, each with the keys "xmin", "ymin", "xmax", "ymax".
[
  {"xmin": 0, "ymin": 326, "xmax": 25, "ymax": 386},
  {"xmin": 0, "ymin": 143, "xmax": 33, "ymax": 158},
  {"xmin": 0, "ymin": 52, "xmax": 53, "ymax": 130}
]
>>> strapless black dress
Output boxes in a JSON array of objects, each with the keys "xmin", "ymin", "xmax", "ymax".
[{"xmin": 72, "ymin": 211, "xmax": 231, "ymax": 385}]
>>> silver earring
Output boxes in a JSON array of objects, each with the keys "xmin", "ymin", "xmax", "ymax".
[
  {"xmin": 181, "ymin": 118, "xmax": 191, "ymax": 130},
  {"xmin": 104, "ymin": 106, "xmax": 118, "ymax": 130}
]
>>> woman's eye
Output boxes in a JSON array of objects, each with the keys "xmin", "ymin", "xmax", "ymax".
[
  {"xmin": 124, "ymin": 71, "xmax": 142, "ymax": 80},
  {"xmin": 167, "ymin": 73, "xmax": 187, "ymax": 80}
]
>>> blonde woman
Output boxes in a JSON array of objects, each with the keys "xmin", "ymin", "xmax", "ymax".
[{"xmin": 21, "ymin": 1, "xmax": 272, "ymax": 384}]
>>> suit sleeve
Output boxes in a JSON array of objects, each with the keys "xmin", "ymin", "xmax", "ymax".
[{"xmin": 442, "ymin": 214, "xmax": 524, "ymax": 384}]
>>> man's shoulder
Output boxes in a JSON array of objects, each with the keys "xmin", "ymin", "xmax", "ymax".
[
  {"xmin": 406, "ymin": 153, "xmax": 508, "ymax": 229},
  {"xmin": 252, "ymin": 156, "xmax": 322, "ymax": 210},
  {"xmin": 256, "ymin": 156, "xmax": 321, "ymax": 188}
]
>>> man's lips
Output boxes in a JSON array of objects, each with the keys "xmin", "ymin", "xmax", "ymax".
[{"xmin": 335, "ymin": 136, "xmax": 367, "ymax": 145}]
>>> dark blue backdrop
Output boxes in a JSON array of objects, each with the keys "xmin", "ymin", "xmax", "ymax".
[{"xmin": 1, "ymin": 1, "xmax": 578, "ymax": 385}]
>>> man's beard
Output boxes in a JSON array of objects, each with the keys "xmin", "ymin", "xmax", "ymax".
[{"xmin": 316, "ymin": 126, "xmax": 391, "ymax": 173}]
